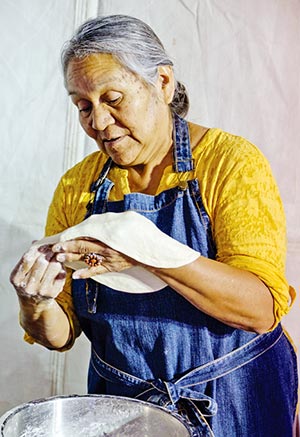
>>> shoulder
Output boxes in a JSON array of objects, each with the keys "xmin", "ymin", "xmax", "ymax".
[
  {"xmin": 189, "ymin": 123, "xmax": 264, "ymax": 162},
  {"xmin": 189, "ymin": 123, "xmax": 268, "ymax": 169},
  {"xmin": 188, "ymin": 123, "xmax": 281, "ymax": 226}
]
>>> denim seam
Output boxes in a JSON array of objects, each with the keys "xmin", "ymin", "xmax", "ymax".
[
  {"xmin": 92, "ymin": 347, "xmax": 149, "ymax": 385},
  {"xmin": 90, "ymin": 359, "xmax": 116, "ymax": 384},
  {"xmin": 283, "ymin": 333, "xmax": 299, "ymax": 416},
  {"xmin": 135, "ymin": 387, "xmax": 154, "ymax": 399},
  {"xmin": 164, "ymin": 382, "xmax": 176, "ymax": 405},
  {"xmin": 190, "ymin": 187, "xmax": 210, "ymax": 231}
]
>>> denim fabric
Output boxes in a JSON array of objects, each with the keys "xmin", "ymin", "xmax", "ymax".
[{"xmin": 72, "ymin": 114, "xmax": 298, "ymax": 436}]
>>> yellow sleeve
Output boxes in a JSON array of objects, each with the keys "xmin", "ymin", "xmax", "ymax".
[
  {"xmin": 196, "ymin": 129, "xmax": 295, "ymax": 327},
  {"xmin": 24, "ymin": 151, "xmax": 107, "ymax": 350}
]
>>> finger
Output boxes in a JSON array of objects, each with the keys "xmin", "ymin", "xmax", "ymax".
[
  {"xmin": 52, "ymin": 238, "xmax": 107, "ymax": 255},
  {"xmin": 39, "ymin": 261, "xmax": 64, "ymax": 295},
  {"xmin": 40, "ymin": 271, "xmax": 66, "ymax": 299},
  {"xmin": 29, "ymin": 267, "xmax": 66, "ymax": 300},
  {"xmin": 22, "ymin": 246, "xmax": 39, "ymax": 269},
  {"xmin": 55, "ymin": 252, "xmax": 84, "ymax": 264},
  {"xmin": 11, "ymin": 256, "xmax": 37, "ymax": 289},
  {"xmin": 14, "ymin": 245, "xmax": 54, "ymax": 284},
  {"xmin": 10, "ymin": 258, "xmax": 26, "ymax": 286},
  {"xmin": 72, "ymin": 265, "xmax": 108, "ymax": 280},
  {"xmin": 25, "ymin": 254, "xmax": 52, "ymax": 295},
  {"xmin": 50, "ymin": 275, "xmax": 67, "ymax": 297},
  {"xmin": 56, "ymin": 252, "xmax": 105, "ymax": 269}
]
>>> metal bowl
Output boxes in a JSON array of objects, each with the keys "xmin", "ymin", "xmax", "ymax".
[{"xmin": 0, "ymin": 394, "xmax": 191, "ymax": 436}]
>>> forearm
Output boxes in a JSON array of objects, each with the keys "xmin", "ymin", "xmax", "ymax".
[
  {"xmin": 147, "ymin": 256, "xmax": 274, "ymax": 333},
  {"xmin": 18, "ymin": 295, "xmax": 71, "ymax": 349}
]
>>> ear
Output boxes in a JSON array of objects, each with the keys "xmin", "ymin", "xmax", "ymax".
[{"xmin": 156, "ymin": 65, "xmax": 175, "ymax": 104}]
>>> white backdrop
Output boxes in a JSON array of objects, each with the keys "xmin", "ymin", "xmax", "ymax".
[{"xmin": 1, "ymin": 0, "xmax": 299, "ymax": 416}]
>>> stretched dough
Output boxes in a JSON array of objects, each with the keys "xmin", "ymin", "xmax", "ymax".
[{"xmin": 34, "ymin": 211, "xmax": 200, "ymax": 293}]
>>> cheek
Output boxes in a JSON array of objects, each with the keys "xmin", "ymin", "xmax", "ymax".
[
  {"xmin": 122, "ymin": 96, "xmax": 152, "ymax": 127},
  {"xmin": 79, "ymin": 119, "xmax": 106, "ymax": 153},
  {"xmin": 79, "ymin": 118, "xmax": 97, "ymax": 139}
]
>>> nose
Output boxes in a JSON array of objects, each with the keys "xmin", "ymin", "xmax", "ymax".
[{"xmin": 91, "ymin": 105, "xmax": 115, "ymax": 131}]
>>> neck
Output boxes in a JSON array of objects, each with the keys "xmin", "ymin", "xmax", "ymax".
[{"xmin": 126, "ymin": 143, "xmax": 173, "ymax": 194}]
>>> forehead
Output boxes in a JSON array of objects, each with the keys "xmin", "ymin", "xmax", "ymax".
[{"xmin": 66, "ymin": 53, "xmax": 138, "ymax": 94}]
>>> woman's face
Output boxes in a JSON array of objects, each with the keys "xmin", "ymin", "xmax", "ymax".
[{"xmin": 66, "ymin": 53, "xmax": 174, "ymax": 167}]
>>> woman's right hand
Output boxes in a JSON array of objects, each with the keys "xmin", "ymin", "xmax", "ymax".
[{"xmin": 10, "ymin": 244, "xmax": 66, "ymax": 302}]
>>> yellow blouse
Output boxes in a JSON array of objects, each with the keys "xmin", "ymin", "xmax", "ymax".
[{"xmin": 25, "ymin": 127, "xmax": 295, "ymax": 349}]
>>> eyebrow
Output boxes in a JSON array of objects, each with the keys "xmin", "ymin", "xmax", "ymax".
[{"xmin": 67, "ymin": 76, "xmax": 122, "ymax": 97}]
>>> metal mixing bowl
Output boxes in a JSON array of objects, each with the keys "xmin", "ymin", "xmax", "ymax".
[{"xmin": 0, "ymin": 394, "xmax": 191, "ymax": 436}]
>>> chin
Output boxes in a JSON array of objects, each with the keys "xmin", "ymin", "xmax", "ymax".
[
  {"xmin": 112, "ymin": 157, "xmax": 133, "ymax": 167},
  {"xmin": 106, "ymin": 149, "xmax": 136, "ymax": 166}
]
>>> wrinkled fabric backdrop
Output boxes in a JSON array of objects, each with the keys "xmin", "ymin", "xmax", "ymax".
[{"xmin": 1, "ymin": 0, "xmax": 299, "ymax": 416}]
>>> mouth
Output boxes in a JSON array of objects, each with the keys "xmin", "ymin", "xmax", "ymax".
[{"xmin": 103, "ymin": 136, "xmax": 124, "ymax": 147}]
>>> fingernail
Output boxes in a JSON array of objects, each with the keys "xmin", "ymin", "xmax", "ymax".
[
  {"xmin": 52, "ymin": 244, "xmax": 63, "ymax": 252},
  {"xmin": 56, "ymin": 254, "xmax": 66, "ymax": 262}
]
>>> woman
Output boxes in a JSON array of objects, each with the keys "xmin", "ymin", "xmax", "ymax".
[{"xmin": 10, "ymin": 15, "xmax": 298, "ymax": 436}]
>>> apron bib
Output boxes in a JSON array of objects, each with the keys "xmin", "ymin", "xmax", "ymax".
[{"xmin": 72, "ymin": 115, "xmax": 298, "ymax": 436}]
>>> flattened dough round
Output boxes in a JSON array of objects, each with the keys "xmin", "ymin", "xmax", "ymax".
[{"xmin": 34, "ymin": 211, "xmax": 200, "ymax": 293}]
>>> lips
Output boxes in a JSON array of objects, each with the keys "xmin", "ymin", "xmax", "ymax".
[
  {"xmin": 104, "ymin": 137, "xmax": 120, "ymax": 142},
  {"xmin": 103, "ymin": 136, "xmax": 123, "ymax": 147}
]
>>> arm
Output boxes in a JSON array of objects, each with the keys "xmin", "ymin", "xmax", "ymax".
[
  {"xmin": 174, "ymin": 132, "xmax": 292, "ymax": 333},
  {"xmin": 11, "ymin": 153, "xmax": 106, "ymax": 350},
  {"xmin": 147, "ymin": 257, "xmax": 274, "ymax": 333},
  {"xmin": 18, "ymin": 295, "xmax": 71, "ymax": 349},
  {"xmin": 53, "ymin": 237, "xmax": 273, "ymax": 333}
]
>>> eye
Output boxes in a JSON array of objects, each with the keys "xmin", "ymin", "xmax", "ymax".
[
  {"xmin": 103, "ymin": 92, "xmax": 122, "ymax": 106},
  {"xmin": 107, "ymin": 98, "xmax": 120, "ymax": 105},
  {"xmin": 79, "ymin": 107, "xmax": 91, "ymax": 114},
  {"xmin": 77, "ymin": 102, "xmax": 92, "ymax": 117}
]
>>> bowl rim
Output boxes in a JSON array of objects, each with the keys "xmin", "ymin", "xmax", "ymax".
[{"xmin": 0, "ymin": 394, "xmax": 192, "ymax": 436}]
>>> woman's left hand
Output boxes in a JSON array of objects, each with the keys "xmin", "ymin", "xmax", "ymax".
[{"xmin": 52, "ymin": 238, "xmax": 137, "ymax": 279}]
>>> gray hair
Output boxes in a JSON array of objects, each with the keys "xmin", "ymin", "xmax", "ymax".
[{"xmin": 61, "ymin": 14, "xmax": 189, "ymax": 117}]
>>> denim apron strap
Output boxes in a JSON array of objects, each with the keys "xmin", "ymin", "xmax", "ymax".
[
  {"xmin": 90, "ymin": 324, "xmax": 284, "ymax": 437},
  {"xmin": 90, "ymin": 348, "xmax": 215, "ymax": 437},
  {"xmin": 172, "ymin": 113, "xmax": 194, "ymax": 172},
  {"xmin": 85, "ymin": 158, "xmax": 114, "ymax": 217}
]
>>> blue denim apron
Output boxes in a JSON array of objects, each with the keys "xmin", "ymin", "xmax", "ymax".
[{"xmin": 72, "ymin": 115, "xmax": 298, "ymax": 436}]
